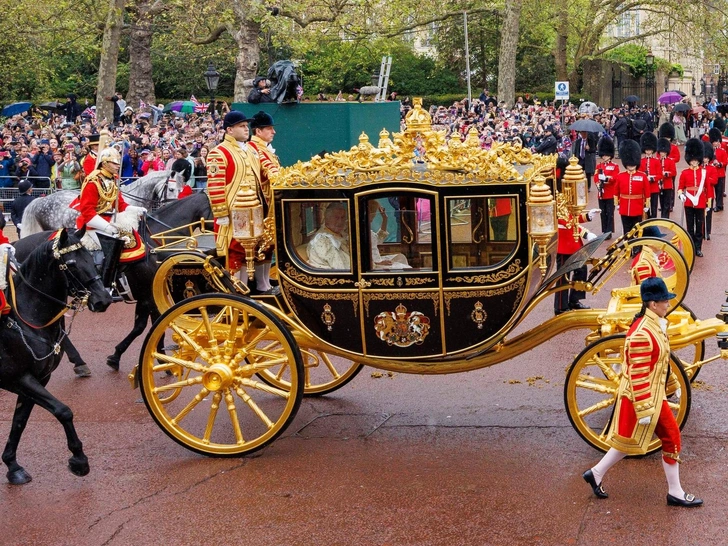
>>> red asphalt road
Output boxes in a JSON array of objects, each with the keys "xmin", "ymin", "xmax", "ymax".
[{"xmin": 2, "ymin": 154, "xmax": 728, "ymax": 545}]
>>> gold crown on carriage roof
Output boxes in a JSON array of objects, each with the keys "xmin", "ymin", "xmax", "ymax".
[{"xmin": 273, "ymin": 97, "xmax": 558, "ymax": 189}]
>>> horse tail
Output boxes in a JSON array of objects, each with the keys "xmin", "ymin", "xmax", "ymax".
[{"xmin": 19, "ymin": 199, "xmax": 44, "ymax": 238}]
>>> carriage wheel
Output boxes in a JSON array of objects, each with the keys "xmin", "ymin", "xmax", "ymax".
[
  {"xmin": 637, "ymin": 218, "xmax": 695, "ymax": 272},
  {"xmin": 564, "ymin": 334, "xmax": 691, "ymax": 455},
  {"xmin": 139, "ymin": 294, "xmax": 303, "ymax": 457},
  {"xmin": 152, "ymin": 252, "xmax": 241, "ymax": 313},
  {"xmin": 255, "ymin": 345, "xmax": 364, "ymax": 396}
]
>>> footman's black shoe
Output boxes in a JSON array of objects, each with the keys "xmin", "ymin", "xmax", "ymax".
[
  {"xmin": 667, "ymin": 493, "xmax": 703, "ymax": 507},
  {"xmin": 696, "ymin": 250, "xmax": 704, "ymax": 257},
  {"xmin": 706, "ymin": 234, "xmax": 711, "ymax": 240},
  {"xmin": 569, "ymin": 301, "xmax": 591, "ymax": 310},
  {"xmin": 583, "ymin": 469, "xmax": 608, "ymax": 498}
]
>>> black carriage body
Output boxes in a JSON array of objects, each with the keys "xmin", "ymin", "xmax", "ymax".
[{"xmin": 273, "ymin": 179, "xmax": 537, "ymax": 361}]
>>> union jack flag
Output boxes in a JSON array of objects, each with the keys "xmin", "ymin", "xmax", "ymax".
[
  {"xmin": 81, "ymin": 107, "xmax": 96, "ymax": 119},
  {"xmin": 194, "ymin": 102, "xmax": 210, "ymax": 113},
  {"xmin": 190, "ymin": 95, "xmax": 200, "ymax": 104}
]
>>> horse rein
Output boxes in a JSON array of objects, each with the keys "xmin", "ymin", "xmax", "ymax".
[{"xmin": 9, "ymin": 234, "xmax": 100, "ymax": 329}]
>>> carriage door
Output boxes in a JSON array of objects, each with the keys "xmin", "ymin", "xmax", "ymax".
[{"xmin": 356, "ymin": 191, "xmax": 444, "ymax": 358}]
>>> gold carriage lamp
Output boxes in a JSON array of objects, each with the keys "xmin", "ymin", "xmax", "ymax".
[
  {"xmin": 561, "ymin": 157, "xmax": 588, "ymax": 241},
  {"xmin": 527, "ymin": 174, "xmax": 557, "ymax": 276},
  {"xmin": 231, "ymin": 188, "xmax": 264, "ymax": 280}
]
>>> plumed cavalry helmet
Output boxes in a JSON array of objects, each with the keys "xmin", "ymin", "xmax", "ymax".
[
  {"xmin": 640, "ymin": 132, "xmax": 657, "ymax": 153},
  {"xmin": 597, "ymin": 136, "xmax": 615, "ymax": 158},
  {"xmin": 684, "ymin": 138, "xmax": 704, "ymax": 164},
  {"xmin": 98, "ymin": 147, "xmax": 121, "ymax": 165},
  {"xmin": 703, "ymin": 140, "xmax": 715, "ymax": 162},
  {"xmin": 618, "ymin": 139, "xmax": 641, "ymax": 168}
]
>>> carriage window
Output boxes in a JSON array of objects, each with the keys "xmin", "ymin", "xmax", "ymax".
[
  {"xmin": 447, "ymin": 196, "xmax": 517, "ymax": 268},
  {"xmin": 364, "ymin": 194, "xmax": 433, "ymax": 272},
  {"xmin": 285, "ymin": 200, "xmax": 351, "ymax": 271}
]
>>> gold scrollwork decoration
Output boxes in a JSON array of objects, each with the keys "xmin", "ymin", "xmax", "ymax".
[
  {"xmin": 283, "ymin": 263, "xmax": 353, "ymax": 286},
  {"xmin": 450, "ymin": 260, "xmax": 523, "ymax": 284},
  {"xmin": 284, "ymin": 282, "xmax": 359, "ymax": 317},
  {"xmin": 363, "ymin": 291, "xmax": 439, "ymax": 318},
  {"xmin": 444, "ymin": 277, "xmax": 526, "ymax": 315},
  {"xmin": 405, "ymin": 277, "xmax": 436, "ymax": 286},
  {"xmin": 370, "ymin": 278, "xmax": 395, "ymax": 287}
]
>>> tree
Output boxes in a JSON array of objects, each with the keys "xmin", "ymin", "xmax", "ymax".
[
  {"xmin": 96, "ymin": 0, "xmax": 127, "ymax": 122},
  {"xmin": 497, "ymin": 0, "xmax": 523, "ymax": 107}
]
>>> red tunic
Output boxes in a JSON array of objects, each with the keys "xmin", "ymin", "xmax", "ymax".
[
  {"xmin": 658, "ymin": 155, "xmax": 677, "ymax": 190},
  {"xmin": 668, "ymin": 144, "xmax": 680, "ymax": 164},
  {"xmin": 557, "ymin": 211, "xmax": 589, "ymax": 255},
  {"xmin": 678, "ymin": 167, "xmax": 712, "ymax": 209},
  {"xmin": 594, "ymin": 161, "xmax": 619, "ymax": 199},
  {"xmin": 640, "ymin": 156, "xmax": 662, "ymax": 194},
  {"xmin": 713, "ymin": 146, "xmax": 727, "ymax": 178},
  {"xmin": 615, "ymin": 170, "xmax": 650, "ymax": 217},
  {"xmin": 82, "ymin": 151, "xmax": 97, "ymax": 176}
]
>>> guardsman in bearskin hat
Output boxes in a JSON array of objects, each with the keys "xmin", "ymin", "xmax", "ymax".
[
  {"xmin": 701, "ymin": 140, "xmax": 719, "ymax": 241},
  {"xmin": 615, "ymin": 139, "xmax": 650, "ymax": 236},
  {"xmin": 246, "ymin": 110, "xmax": 280, "ymax": 294},
  {"xmin": 677, "ymin": 138, "xmax": 708, "ymax": 257},
  {"xmin": 82, "ymin": 133, "xmax": 100, "ymax": 177},
  {"xmin": 656, "ymin": 136, "xmax": 677, "ymax": 218},
  {"xmin": 582, "ymin": 277, "xmax": 703, "ymax": 508},
  {"xmin": 594, "ymin": 136, "xmax": 618, "ymax": 237},
  {"xmin": 708, "ymin": 127, "xmax": 727, "ymax": 211},
  {"xmin": 640, "ymin": 132, "xmax": 661, "ymax": 219},
  {"xmin": 658, "ymin": 122, "xmax": 681, "ymax": 164}
]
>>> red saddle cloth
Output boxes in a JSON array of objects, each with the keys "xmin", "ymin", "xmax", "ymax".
[{"xmin": 1, "ymin": 291, "xmax": 9, "ymax": 315}]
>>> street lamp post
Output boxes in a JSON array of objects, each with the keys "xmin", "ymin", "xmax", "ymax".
[
  {"xmin": 645, "ymin": 50, "xmax": 655, "ymax": 110},
  {"xmin": 204, "ymin": 62, "xmax": 220, "ymax": 117}
]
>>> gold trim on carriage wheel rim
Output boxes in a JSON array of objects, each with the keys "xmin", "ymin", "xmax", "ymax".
[
  {"xmin": 564, "ymin": 334, "xmax": 690, "ymax": 455},
  {"xmin": 138, "ymin": 294, "xmax": 303, "ymax": 456}
]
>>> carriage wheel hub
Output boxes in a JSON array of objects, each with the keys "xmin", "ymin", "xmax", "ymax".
[{"xmin": 202, "ymin": 363, "xmax": 234, "ymax": 391}]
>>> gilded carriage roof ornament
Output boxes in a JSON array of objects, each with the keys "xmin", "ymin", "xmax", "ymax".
[{"xmin": 274, "ymin": 97, "xmax": 557, "ymax": 189}]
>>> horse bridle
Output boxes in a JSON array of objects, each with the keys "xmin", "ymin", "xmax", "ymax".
[{"xmin": 9, "ymin": 233, "xmax": 103, "ymax": 329}]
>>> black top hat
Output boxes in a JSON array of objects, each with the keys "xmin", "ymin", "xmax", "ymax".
[
  {"xmin": 251, "ymin": 111, "xmax": 275, "ymax": 131},
  {"xmin": 597, "ymin": 136, "xmax": 615, "ymax": 157},
  {"xmin": 223, "ymin": 111, "xmax": 251, "ymax": 130},
  {"xmin": 640, "ymin": 277, "xmax": 676, "ymax": 303},
  {"xmin": 88, "ymin": 133, "xmax": 100, "ymax": 145},
  {"xmin": 640, "ymin": 132, "xmax": 657, "ymax": 153},
  {"xmin": 703, "ymin": 140, "xmax": 715, "ymax": 162},
  {"xmin": 685, "ymin": 138, "xmax": 704, "ymax": 164},
  {"xmin": 709, "ymin": 127, "xmax": 722, "ymax": 143},
  {"xmin": 619, "ymin": 139, "xmax": 641, "ymax": 168},
  {"xmin": 658, "ymin": 122, "xmax": 675, "ymax": 140},
  {"xmin": 642, "ymin": 225, "xmax": 665, "ymax": 238}
]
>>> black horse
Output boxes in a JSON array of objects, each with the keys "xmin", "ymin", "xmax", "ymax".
[
  {"xmin": 0, "ymin": 228, "xmax": 112, "ymax": 484},
  {"xmin": 13, "ymin": 192, "xmax": 214, "ymax": 373}
]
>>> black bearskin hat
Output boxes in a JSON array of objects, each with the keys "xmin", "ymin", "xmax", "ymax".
[
  {"xmin": 597, "ymin": 136, "xmax": 615, "ymax": 158},
  {"xmin": 640, "ymin": 132, "xmax": 657, "ymax": 153},
  {"xmin": 684, "ymin": 138, "xmax": 704, "ymax": 164},
  {"xmin": 657, "ymin": 137, "xmax": 672, "ymax": 155},
  {"xmin": 619, "ymin": 139, "xmax": 642, "ymax": 168},
  {"xmin": 709, "ymin": 127, "xmax": 722, "ymax": 144},
  {"xmin": 658, "ymin": 122, "xmax": 675, "ymax": 140},
  {"xmin": 713, "ymin": 117, "xmax": 726, "ymax": 133},
  {"xmin": 703, "ymin": 140, "xmax": 715, "ymax": 162}
]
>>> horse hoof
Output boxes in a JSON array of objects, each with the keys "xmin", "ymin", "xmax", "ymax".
[
  {"xmin": 74, "ymin": 364, "xmax": 92, "ymax": 378},
  {"xmin": 7, "ymin": 468, "xmax": 32, "ymax": 485},
  {"xmin": 68, "ymin": 457, "xmax": 90, "ymax": 477},
  {"xmin": 106, "ymin": 355, "xmax": 120, "ymax": 371}
]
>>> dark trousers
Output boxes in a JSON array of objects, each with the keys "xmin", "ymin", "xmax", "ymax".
[
  {"xmin": 554, "ymin": 253, "xmax": 587, "ymax": 313},
  {"xmin": 705, "ymin": 207, "xmax": 713, "ymax": 237},
  {"xmin": 684, "ymin": 207, "xmax": 705, "ymax": 252},
  {"xmin": 649, "ymin": 192, "xmax": 659, "ymax": 219},
  {"xmin": 598, "ymin": 197, "xmax": 615, "ymax": 235},
  {"xmin": 716, "ymin": 177, "xmax": 725, "ymax": 210},
  {"xmin": 659, "ymin": 189, "xmax": 672, "ymax": 218},
  {"xmin": 620, "ymin": 214, "xmax": 641, "ymax": 238}
]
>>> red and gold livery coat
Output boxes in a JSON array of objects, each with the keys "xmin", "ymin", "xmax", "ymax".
[{"xmin": 248, "ymin": 135, "xmax": 279, "ymax": 209}]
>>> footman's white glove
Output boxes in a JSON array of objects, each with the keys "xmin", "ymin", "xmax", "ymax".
[
  {"xmin": 588, "ymin": 208, "xmax": 601, "ymax": 220},
  {"xmin": 216, "ymin": 216, "xmax": 230, "ymax": 226},
  {"xmin": 638, "ymin": 416, "xmax": 651, "ymax": 426},
  {"xmin": 678, "ymin": 193, "xmax": 687, "ymax": 203},
  {"xmin": 87, "ymin": 214, "xmax": 119, "ymax": 236},
  {"xmin": 126, "ymin": 205, "xmax": 147, "ymax": 218},
  {"xmin": 585, "ymin": 231, "xmax": 598, "ymax": 242},
  {"xmin": 643, "ymin": 206, "xmax": 650, "ymax": 213}
]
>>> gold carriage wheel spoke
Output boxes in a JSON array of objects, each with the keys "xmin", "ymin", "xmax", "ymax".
[
  {"xmin": 591, "ymin": 355, "xmax": 621, "ymax": 381},
  {"xmin": 171, "ymin": 386, "xmax": 210, "ymax": 422},
  {"xmin": 319, "ymin": 352, "xmax": 342, "ymax": 380},
  {"xmin": 152, "ymin": 351, "xmax": 208, "ymax": 374},
  {"xmin": 200, "ymin": 306, "xmax": 216, "ymax": 342},
  {"xmin": 577, "ymin": 396, "xmax": 616, "ymax": 418},
  {"xmin": 224, "ymin": 389, "xmax": 245, "ymax": 445},
  {"xmin": 170, "ymin": 322, "xmax": 214, "ymax": 361},
  {"xmin": 235, "ymin": 386, "xmax": 275, "ymax": 429},
  {"xmin": 154, "ymin": 374, "xmax": 204, "ymax": 394},
  {"xmin": 575, "ymin": 374, "xmax": 617, "ymax": 395},
  {"xmin": 150, "ymin": 362, "xmax": 184, "ymax": 374},
  {"xmin": 203, "ymin": 392, "xmax": 223, "ymax": 444},
  {"xmin": 238, "ymin": 377, "xmax": 291, "ymax": 399}
]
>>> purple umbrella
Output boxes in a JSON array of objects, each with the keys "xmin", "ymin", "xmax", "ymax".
[{"xmin": 658, "ymin": 91, "xmax": 683, "ymax": 105}]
